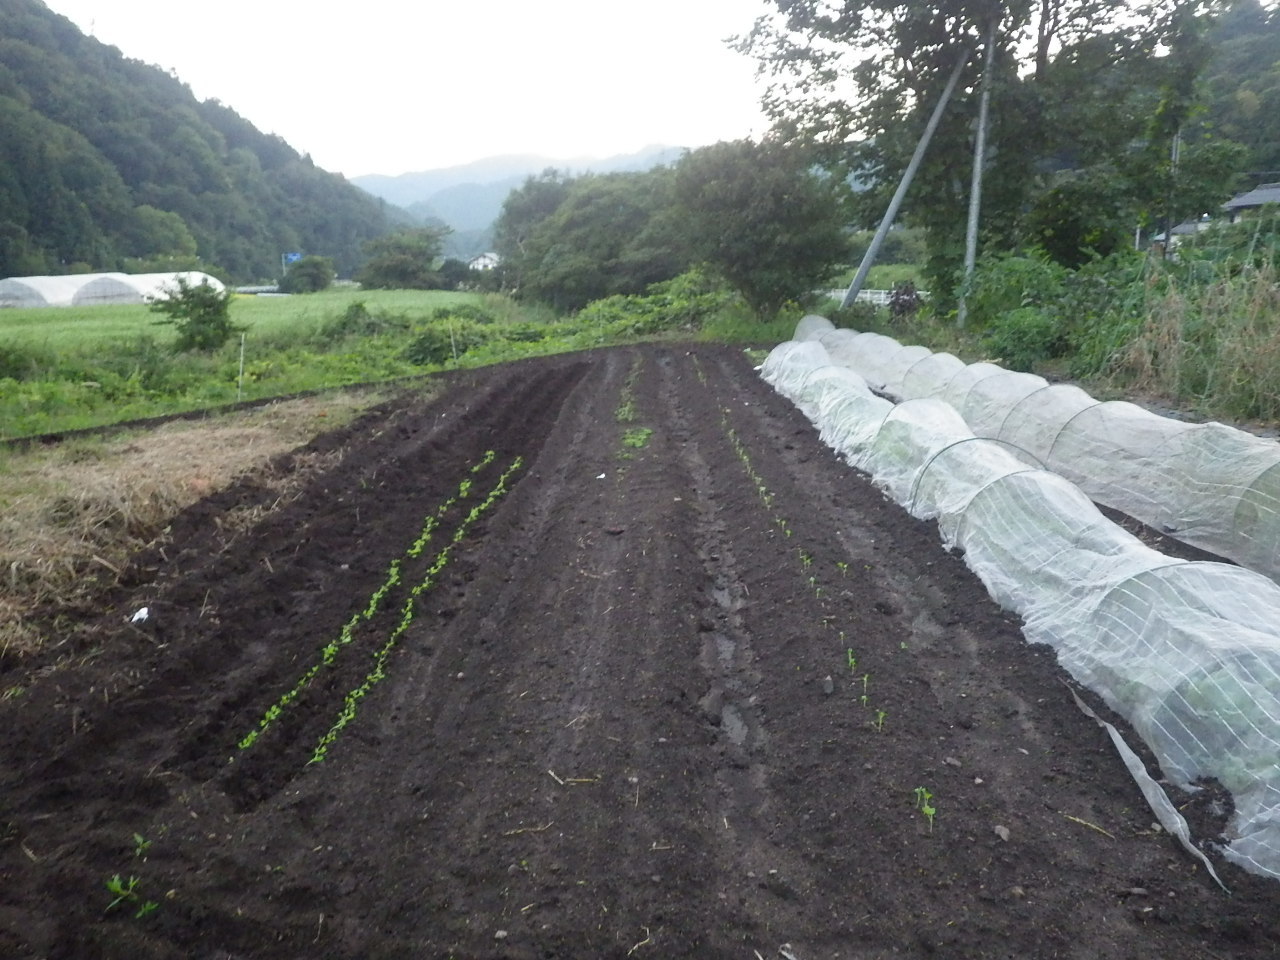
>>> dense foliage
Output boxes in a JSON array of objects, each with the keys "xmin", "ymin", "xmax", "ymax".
[
  {"xmin": 0, "ymin": 0, "xmax": 400, "ymax": 281},
  {"xmin": 494, "ymin": 169, "xmax": 685, "ymax": 312},
  {"xmin": 672, "ymin": 139, "xmax": 855, "ymax": 318},
  {"xmin": 279, "ymin": 256, "xmax": 335, "ymax": 294},
  {"xmin": 735, "ymin": 0, "xmax": 1252, "ymax": 301},
  {"xmin": 493, "ymin": 142, "xmax": 853, "ymax": 318},
  {"xmin": 356, "ymin": 228, "xmax": 453, "ymax": 290}
]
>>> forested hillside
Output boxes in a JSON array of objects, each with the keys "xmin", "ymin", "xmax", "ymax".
[{"xmin": 0, "ymin": 0, "xmax": 400, "ymax": 282}]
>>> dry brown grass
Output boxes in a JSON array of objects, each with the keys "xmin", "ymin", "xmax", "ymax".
[{"xmin": 0, "ymin": 388, "xmax": 397, "ymax": 663}]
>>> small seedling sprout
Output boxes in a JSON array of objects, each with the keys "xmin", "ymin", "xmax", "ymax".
[
  {"xmin": 914, "ymin": 786, "xmax": 937, "ymax": 833},
  {"xmin": 847, "ymin": 648, "xmax": 857, "ymax": 673},
  {"xmin": 874, "ymin": 709, "xmax": 887, "ymax": 732},
  {"xmin": 132, "ymin": 833, "xmax": 150, "ymax": 858},
  {"xmin": 837, "ymin": 561, "xmax": 849, "ymax": 578}
]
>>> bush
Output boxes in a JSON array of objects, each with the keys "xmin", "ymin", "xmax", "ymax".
[
  {"xmin": 279, "ymin": 256, "xmax": 335, "ymax": 294},
  {"xmin": 431, "ymin": 304, "xmax": 497, "ymax": 325},
  {"xmin": 963, "ymin": 252, "xmax": 1068, "ymax": 327},
  {"xmin": 980, "ymin": 306, "xmax": 1069, "ymax": 370},
  {"xmin": 149, "ymin": 278, "xmax": 243, "ymax": 352},
  {"xmin": 317, "ymin": 301, "xmax": 411, "ymax": 342},
  {"xmin": 402, "ymin": 320, "xmax": 490, "ymax": 365}
]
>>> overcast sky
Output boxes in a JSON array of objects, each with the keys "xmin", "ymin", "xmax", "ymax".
[{"xmin": 42, "ymin": 0, "xmax": 774, "ymax": 178}]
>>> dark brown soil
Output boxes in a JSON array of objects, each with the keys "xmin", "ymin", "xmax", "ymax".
[{"xmin": 2, "ymin": 344, "xmax": 1277, "ymax": 959}]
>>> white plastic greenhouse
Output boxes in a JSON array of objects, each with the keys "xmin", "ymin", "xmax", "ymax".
[
  {"xmin": 795, "ymin": 316, "xmax": 1280, "ymax": 585},
  {"xmin": 761, "ymin": 334, "xmax": 1280, "ymax": 883},
  {"xmin": 0, "ymin": 272, "xmax": 224, "ymax": 308},
  {"xmin": 71, "ymin": 272, "xmax": 225, "ymax": 306},
  {"xmin": 0, "ymin": 274, "xmax": 106, "ymax": 308}
]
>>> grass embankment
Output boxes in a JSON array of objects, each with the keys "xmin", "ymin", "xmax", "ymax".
[{"xmin": 0, "ymin": 289, "xmax": 481, "ymax": 439}]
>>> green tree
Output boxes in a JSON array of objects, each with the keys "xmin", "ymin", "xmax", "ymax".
[
  {"xmin": 279, "ymin": 254, "xmax": 334, "ymax": 293},
  {"xmin": 149, "ymin": 277, "xmax": 243, "ymax": 351},
  {"xmin": 672, "ymin": 139, "xmax": 854, "ymax": 319},
  {"xmin": 495, "ymin": 170, "xmax": 687, "ymax": 312},
  {"xmin": 734, "ymin": 0, "xmax": 1210, "ymax": 299},
  {"xmin": 356, "ymin": 227, "xmax": 450, "ymax": 289}
]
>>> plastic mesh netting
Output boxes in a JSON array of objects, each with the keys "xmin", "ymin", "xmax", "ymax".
[
  {"xmin": 795, "ymin": 316, "xmax": 1280, "ymax": 584},
  {"xmin": 761, "ymin": 333, "xmax": 1280, "ymax": 881}
]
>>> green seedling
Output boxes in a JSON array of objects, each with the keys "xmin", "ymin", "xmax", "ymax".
[
  {"xmin": 799, "ymin": 551, "xmax": 812, "ymax": 569},
  {"xmin": 847, "ymin": 648, "xmax": 857, "ymax": 673},
  {"xmin": 836, "ymin": 561, "xmax": 849, "ymax": 578},
  {"xmin": 860, "ymin": 693, "xmax": 869, "ymax": 708},
  {"xmin": 132, "ymin": 833, "xmax": 151, "ymax": 858},
  {"xmin": 914, "ymin": 787, "xmax": 937, "ymax": 833},
  {"xmin": 874, "ymin": 709, "xmax": 887, "ymax": 732},
  {"xmin": 105, "ymin": 874, "xmax": 157, "ymax": 918},
  {"xmin": 621, "ymin": 426, "xmax": 653, "ymax": 449}
]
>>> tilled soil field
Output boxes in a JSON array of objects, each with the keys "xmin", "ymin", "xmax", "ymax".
[{"xmin": 2, "ymin": 344, "xmax": 1277, "ymax": 959}]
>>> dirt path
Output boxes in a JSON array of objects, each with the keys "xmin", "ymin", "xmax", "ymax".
[{"xmin": 1, "ymin": 344, "xmax": 1276, "ymax": 959}]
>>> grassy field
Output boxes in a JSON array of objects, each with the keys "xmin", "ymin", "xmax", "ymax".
[
  {"xmin": 0, "ymin": 288, "xmax": 479, "ymax": 350},
  {"xmin": 0, "ymin": 290, "xmax": 522, "ymax": 439}
]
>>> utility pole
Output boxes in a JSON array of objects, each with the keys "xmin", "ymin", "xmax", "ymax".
[
  {"xmin": 841, "ymin": 49, "xmax": 972, "ymax": 309},
  {"xmin": 957, "ymin": 17, "xmax": 999, "ymax": 329}
]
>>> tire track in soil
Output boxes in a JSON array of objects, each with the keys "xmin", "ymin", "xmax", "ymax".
[{"xmin": 0, "ymin": 345, "xmax": 1277, "ymax": 960}]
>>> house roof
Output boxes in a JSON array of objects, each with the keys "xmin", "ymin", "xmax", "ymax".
[{"xmin": 1223, "ymin": 182, "xmax": 1280, "ymax": 210}]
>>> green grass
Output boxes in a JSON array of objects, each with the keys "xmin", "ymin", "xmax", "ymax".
[
  {"xmin": 0, "ymin": 288, "xmax": 478, "ymax": 351},
  {"xmin": 0, "ymin": 290, "xmax": 539, "ymax": 439},
  {"xmin": 829, "ymin": 264, "xmax": 925, "ymax": 290}
]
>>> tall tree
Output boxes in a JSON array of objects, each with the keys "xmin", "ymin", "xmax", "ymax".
[
  {"xmin": 734, "ymin": 0, "xmax": 1216, "ymax": 297},
  {"xmin": 493, "ymin": 169, "xmax": 687, "ymax": 312},
  {"xmin": 673, "ymin": 139, "xmax": 855, "ymax": 319},
  {"xmin": 356, "ymin": 228, "xmax": 450, "ymax": 290}
]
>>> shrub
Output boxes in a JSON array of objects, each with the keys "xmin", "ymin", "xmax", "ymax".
[
  {"xmin": 402, "ymin": 320, "xmax": 490, "ymax": 365},
  {"xmin": 149, "ymin": 278, "xmax": 243, "ymax": 352},
  {"xmin": 980, "ymin": 306, "xmax": 1069, "ymax": 370}
]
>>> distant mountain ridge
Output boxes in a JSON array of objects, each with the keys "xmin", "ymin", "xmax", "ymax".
[
  {"xmin": 353, "ymin": 146, "xmax": 685, "ymax": 259},
  {"xmin": 0, "ymin": 0, "xmax": 402, "ymax": 281}
]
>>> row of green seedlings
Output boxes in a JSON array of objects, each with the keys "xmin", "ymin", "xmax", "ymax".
[
  {"xmin": 721, "ymin": 413, "xmax": 787, "ymax": 535},
  {"xmin": 309, "ymin": 454, "xmax": 524, "ymax": 763},
  {"xmin": 717, "ymin": 363, "xmax": 936, "ymax": 836},
  {"xmin": 615, "ymin": 355, "xmax": 643, "ymax": 424},
  {"xmin": 237, "ymin": 450, "xmax": 503, "ymax": 754},
  {"xmin": 617, "ymin": 355, "xmax": 654, "ymax": 453},
  {"xmin": 720, "ymin": 408, "xmax": 906, "ymax": 773}
]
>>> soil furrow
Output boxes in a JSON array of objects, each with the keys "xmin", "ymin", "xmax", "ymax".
[{"xmin": 0, "ymin": 345, "xmax": 1275, "ymax": 960}]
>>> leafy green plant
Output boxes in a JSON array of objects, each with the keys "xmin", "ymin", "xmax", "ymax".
[
  {"xmin": 149, "ymin": 277, "xmax": 244, "ymax": 352},
  {"xmin": 847, "ymin": 648, "xmax": 857, "ymax": 673},
  {"xmin": 621, "ymin": 426, "xmax": 653, "ymax": 449},
  {"xmin": 132, "ymin": 833, "xmax": 151, "ymax": 858},
  {"xmin": 874, "ymin": 709, "xmax": 887, "ymax": 732},
  {"xmin": 914, "ymin": 786, "xmax": 937, "ymax": 832},
  {"xmin": 104, "ymin": 874, "xmax": 157, "ymax": 919}
]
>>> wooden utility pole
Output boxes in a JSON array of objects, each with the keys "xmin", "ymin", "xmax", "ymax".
[
  {"xmin": 957, "ymin": 16, "xmax": 999, "ymax": 329},
  {"xmin": 841, "ymin": 50, "xmax": 972, "ymax": 310}
]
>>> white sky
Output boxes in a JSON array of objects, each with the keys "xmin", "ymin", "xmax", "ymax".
[{"xmin": 42, "ymin": 0, "xmax": 774, "ymax": 178}]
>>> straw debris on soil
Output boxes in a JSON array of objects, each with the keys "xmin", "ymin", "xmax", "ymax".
[{"xmin": 0, "ymin": 389, "xmax": 395, "ymax": 665}]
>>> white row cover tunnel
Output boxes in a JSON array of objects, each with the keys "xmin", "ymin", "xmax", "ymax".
[
  {"xmin": 761, "ymin": 332, "xmax": 1280, "ymax": 883},
  {"xmin": 792, "ymin": 314, "xmax": 1280, "ymax": 584}
]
